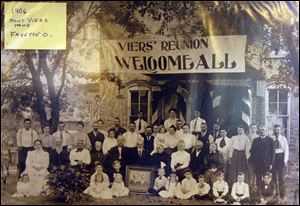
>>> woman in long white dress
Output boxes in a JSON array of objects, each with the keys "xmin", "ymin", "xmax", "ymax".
[{"xmin": 23, "ymin": 139, "xmax": 49, "ymax": 195}]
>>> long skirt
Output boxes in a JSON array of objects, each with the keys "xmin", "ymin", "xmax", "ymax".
[{"xmin": 228, "ymin": 150, "xmax": 248, "ymax": 186}]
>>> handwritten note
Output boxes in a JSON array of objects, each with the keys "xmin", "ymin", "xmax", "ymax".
[{"xmin": 4, "ymin": 2, "xmax": 66, "ymax": 50}]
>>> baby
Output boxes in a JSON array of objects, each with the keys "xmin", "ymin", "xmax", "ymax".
[
  {"xmin": 12, "ymin": 173, "xmax": 35, "ymax": 197},
  {"xmin": 111, "ymin": 173, "xmax": 129, "ymax": 197},
  {"xmin": 159, "ymin": 173, "xmax": 178, "ymax": 198}
]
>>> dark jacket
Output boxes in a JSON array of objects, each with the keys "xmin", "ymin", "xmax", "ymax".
[
  {"xmin": 87, "ymin": 131, "xmax": 105, "ymax": 151},
  {"xmin": 249, "ymin": 136, "xmax": 275, "ymax": 170},
  {"xmin": 142, "ymin": 135, "xmax": 155, "ymax": 154},
  {"xmin": 189, "ymin": 149, "xmax": 206, "ymax": 175}
]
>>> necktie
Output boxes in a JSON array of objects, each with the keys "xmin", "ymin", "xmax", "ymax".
[
  {"xmin": 194, "ymin": 119, "xmax": 197, "ymax": 131},
  {"xmin": 138, "ymin": 119, "xmax": 142, "ymax": 130},
  {"xmin": 275, "ymin": 137, "xmax": 280, "ymax": 149},
  {"xmin": 139, "ymin": 150, "xmax": 142, "ymax": 156},
  {"xmin": 220, "ymin": 138, "xmax": 226, "ymax": 148}
]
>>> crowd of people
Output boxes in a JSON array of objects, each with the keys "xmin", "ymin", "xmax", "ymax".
[{"xmin": 13, "ymin": 108, "xmax": 289, "ymax": 204}]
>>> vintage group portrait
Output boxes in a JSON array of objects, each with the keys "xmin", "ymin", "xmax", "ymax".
[{"xmin": 1, "ymin": 1, "xmax": 299, "ymax": 205}]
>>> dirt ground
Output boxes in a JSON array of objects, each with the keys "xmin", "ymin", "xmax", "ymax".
[{"xmin": 1, "ymin": 175, "xmax": 298, "ymax": 205}]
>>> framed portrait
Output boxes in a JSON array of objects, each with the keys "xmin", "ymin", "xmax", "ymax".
[{"xmin": 125, "ymin": 165, "xmax": 155, "ymax": 194}]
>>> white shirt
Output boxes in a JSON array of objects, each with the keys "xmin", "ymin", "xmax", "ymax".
[
  {"xmin": 102, "ymin": 137, "xmax": 117, "ymax": 155},
  {"xmin": 69, "ymin": 148, "xmax": 91, "ymax": 166},
  {"xmin": 213, "ymin": 180, "xmax": 229, "ymax": 197},
  {"xmin": 122, "ymin": 131, "xmax": 143, "ymax": 148},
  {"xmin": 175, "ymin": 129, "xmax": 184, "ymax": 138},
  {"xmin": 134, "ymin": 118, "xmax": 148, "ymax": 134},
  {"xmin": 215, "ymin": 136, "xmax": 232, "ymax": 161},
  {"xmin": 17, "ymin": 128, "xmax": 39, "ymax": 147},
  {"xmin": 164, "ymin": 132, "xmax": 180, "ymax": 149},
  {"xmin": 272, "ymin": 135, "xmax": 289, "ymax": 163},
  {"xmin": 154, "ymin": 176, "xmax": 169, "ymax": 190},
  {"xmin": 171, "ymin": 150, "xmax": 191, "ymax": 171},
  {"xmin": 180, "ymin": 177, "xmax": 197, "ymax": 193},
  {"xmin": 231, "ymin": 182, "xmax": 249, "ymax": 200},
  {"xmin": 195, "ymin": 182, "xmax": 210, "ymax": 196},
  {"xmin": 179, "ymin": 133, "xmax": 196, "ymax": 149},
  {"xmin": 190, "ymin": 117, "xmax": 205, "ymax": 133},
  {"xmin": 164, "ymin": 118, "xmax": 178, "ymax": 130},
  {"xmin": 229, "ymin": 135, "xmax": 251, "ymax": 159},
  {"xmin": 53, "ymin": 130, "xmax": 71, "ymax": 147}
]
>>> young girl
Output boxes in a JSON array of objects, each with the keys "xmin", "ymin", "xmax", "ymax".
[
  {"xmin": 212, "ymin": 171, "xmax": 229, "ymax": 204},
  {"xmin": 111, "ymin": 173, "xmax": 129, "ymax": 197},
  {"xmin": 175, "ymin": 169, "xmax": 198, "ymax": 199},
  {"xmin": 159, "ymin": 173, "xmax": 178, "ymax": 198},
  {"xmin": 12, "ymin": 173, "xmax": 36, "ymax": 197},
  {"xmin": 148, "ymin": 167, "xmax": 169, "ymax": 196},
  {"xmin": 84, "ymin": 173, "xmax": 113, "ymax": 199}
]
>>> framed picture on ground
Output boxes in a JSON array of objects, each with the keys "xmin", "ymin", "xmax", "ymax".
[{"xmin": 125, "ymin": 165, "xmax": 155, "ymax": 194}]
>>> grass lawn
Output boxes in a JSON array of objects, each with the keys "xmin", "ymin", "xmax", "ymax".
[{"xmin": 1, "ymin": 174, "xmax": 298, "ymax": 205}]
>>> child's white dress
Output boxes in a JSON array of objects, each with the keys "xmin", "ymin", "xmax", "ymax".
[
  {"xmin": 111, "ymin": 181, "xmax": 129, "ymax": 197},
  {"xmin": 84, "ymin": 181, "xmax": 112, "ymax": 199},
  {"xmin": 159, "ymin": 182, "xmax": 177, "ymax": 198},
  {"xmin": 12, "ymin": 181, "xmax": 38, "ymax": 197}
]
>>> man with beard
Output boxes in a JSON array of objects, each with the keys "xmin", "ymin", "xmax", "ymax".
[
  {"xmin": 109, "ymin": 117, "xmax": 126, "ymax": 138},
  {"xmin": 88, "ymin": 122, "xmax": 105, "ymax": 151}
]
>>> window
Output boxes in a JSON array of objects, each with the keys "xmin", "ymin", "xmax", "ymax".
[
  {"xmin": 129, "ymin": 90, "xmax": 149, "ymax": 123},
  {"xmin": 266, "ymin": 88, "xmax": 290, "ymax": 139}
]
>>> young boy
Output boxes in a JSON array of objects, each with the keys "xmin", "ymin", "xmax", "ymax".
[
  {"xmin": 259, "ymin": 172, "xmax": 279, "ymax": 205},
  {"xmin": 204, "ymin": 163, "xmax": 219, "ymax": 188},
  {"xmin": 230, "ymin": 172, "xmax": 250, "ymax": 204},
  {"xmin": 212, "ymin": 171, "xmax": 229, "ymax": 203},
  {"xmin": 193, "ymin": 175, "xmax": 211, "ymax": 200},
  {"xmin": 175, "ymin": 169, "xmax": 198, "ymax": 199},
  {"xmin": 148, "ymin": 167, "xmax": 169, "ymax": 196}
]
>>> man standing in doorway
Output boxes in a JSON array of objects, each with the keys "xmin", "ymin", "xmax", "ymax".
[
  {"xmin": 134, "ymin": 111, "xmax": 148, "ymax": 136},
  {"xmin": 190, "ymin": 110, "xmax": 205, "ymax": 136}
]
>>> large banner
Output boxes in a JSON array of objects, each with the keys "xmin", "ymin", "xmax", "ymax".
[{"xmin": 100, "ymin": 35, "xmax": 247, "ymax": 74}]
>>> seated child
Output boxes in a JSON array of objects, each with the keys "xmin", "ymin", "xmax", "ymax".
[
  {"xmin": 204, "ymin": 163, "xmax": 219, "ymax": 189},
  {"xmin": 249, "ymin": 185, "xmax": 261, "ymax": 204},
  {"xmin": 90, "ymin": 163, "xmax": 110, "ymax": 185},
  {"xmin": 148, "ymin": 167, "xmax": 169, "ymax": 196},
  {"xmin": 12, "ymin": 173, "xmax": 36, "ymax": 197},
  {"xmin": 175, "ymin": 168, "xmax": 198, "ymax": 199},
  {"xmin": 230, "ymin": 172, "xmax": 250, "ymax": 204},
  {"xmin": 159, "ymin": 173, "xmax": 178, "ymax": 198},
  {"xmin": 193, "ymin": 175, "xmax": 211, "ymax": 200},
  {"xmin": 212, "ymin": 171, "xmax": 229, "ymax": 204},
  {"xmin": 84, "ymin": 173, "xmax": 113, "ymax": 199},
  {"xmin": 108, "ymin": 160, "xmax": 124, "ymax": 183},
  {"xmin": 111, "ymin": 173, "xmax": 129, "ymax": 197},
  {"xmin": 258, "ymin": 172, "xmax": 279, "ymax": 205}
]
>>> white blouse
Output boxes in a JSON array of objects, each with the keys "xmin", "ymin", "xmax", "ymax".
[
  {"xmin": 102, "ymin": 137, "xmax": 117, "ymax": 155},
  {"xmin": 171, "ymin": 150, "xmax": 191, "ymax": 171},
  {"xmin": 229, "ymin": 135, "xmax": 251, "ymax": 159}
]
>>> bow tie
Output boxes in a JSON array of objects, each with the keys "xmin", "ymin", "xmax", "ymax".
[{"xmin": 76, "ymin": 148, "xmax": 84, "ymax": 152}]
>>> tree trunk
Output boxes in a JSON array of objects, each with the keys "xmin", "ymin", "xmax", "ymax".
[{"xmin": 25, "ymin": 51, "xmax": 48, "ymax": 128}]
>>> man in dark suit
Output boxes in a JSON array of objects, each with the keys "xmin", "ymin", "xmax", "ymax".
[
  {"xmin": 143, "ymin": 126, "xmax": 155, "ymax": 154},
  {"xmin": 128, "ymin": 139, "xmax": 151, "ymax": 166},
  {"xmin": 109, "ymin": 117, "xmax": 126, "ymax": 138},
  {"xmin": 249, "ymin": 126, "xmax": 275, "ymax": 188},
  {"xmin": 190, "ymin": 140, "xmax": 206, "ymax": 178},
  {"xmin": 87, "ymin": 122, "xmax": 105, "ymax": 151},
  {"xmin": 203, "ymin": 142, "xmax": 224, "ymax": 172},
  {"xmin": 90, "ymin": 141, "xmax": 106, "ymax": 170},
  {"xmin": 106, "ymin": 135, "xmax": 129, "ymax": 175}
]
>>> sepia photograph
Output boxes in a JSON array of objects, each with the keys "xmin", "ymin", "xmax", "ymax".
[{"xmin": 1, "ymin": 1, "xmax": 299, "ymax": 205}]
